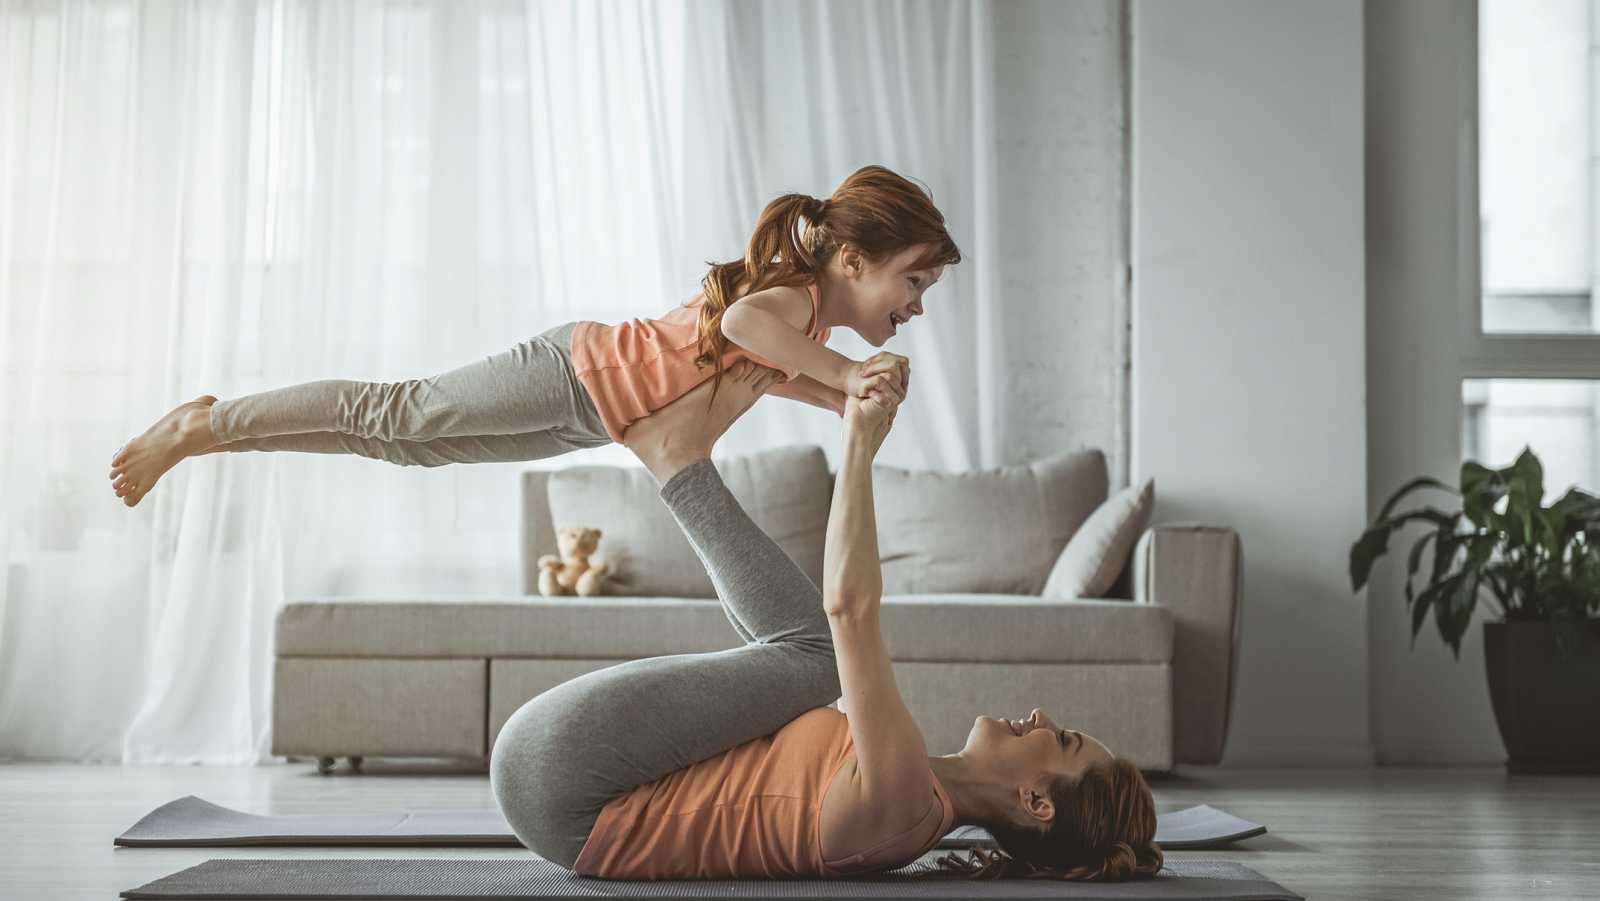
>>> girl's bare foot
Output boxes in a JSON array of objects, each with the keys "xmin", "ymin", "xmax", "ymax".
[
  {"xmin": 108, "ymin": 395, "xmax": 220, "ymax": 507},
  {"xmin": 622, "ymin": 362, "xmax": 782, "ymax": 484}
]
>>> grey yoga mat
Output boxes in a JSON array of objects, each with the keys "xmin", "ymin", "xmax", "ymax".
[
  {"xmin": 116, "ymin": 796, "xmax": 1267, "ymax": 851},
  {"xmin": 120, "ymin": 857, "xmax": 1304, "ymax": 900}
]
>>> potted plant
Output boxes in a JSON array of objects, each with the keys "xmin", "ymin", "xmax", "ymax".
[{"xmin": 1349, "ymin": 447, "xmax": 1600, "ymax": 774}]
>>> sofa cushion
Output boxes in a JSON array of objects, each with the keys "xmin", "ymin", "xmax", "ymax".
[
  {"xmin": 1043, "ymin": 478, "xmax": 1156, "ymax": 600},
  {"xmin": 544, "ymin": 445, "xmax": 830, "ymax": 598},
  {"xmin": 871, "ymin": 450, "xmax": 1108, "ymax": 596},
  {"xmin": 275, "ymin": 594, "xmax": 1173, "ymax": 662}
]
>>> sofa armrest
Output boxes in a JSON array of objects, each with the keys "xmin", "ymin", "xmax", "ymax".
[{"xmin": 1133, "ymin": 523, "xmax": 1242, "ymax": 765}]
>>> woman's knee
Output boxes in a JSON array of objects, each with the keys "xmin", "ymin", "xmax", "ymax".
[{"xmin": 490, "ymin": 699, "xmax": 593, "ymax": 867}]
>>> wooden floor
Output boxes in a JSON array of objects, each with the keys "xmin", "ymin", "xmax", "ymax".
[{"xmin": 0, "ymin": 761, "xmax": 1596, "ymax": 900}]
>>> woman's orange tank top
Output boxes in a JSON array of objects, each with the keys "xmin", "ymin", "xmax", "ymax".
[
  {"xmin": 569, "ymin": 281, "xmax": 833, "ymax": 443},
  {"xmin": 570, "ymin": 706, "xmax": 955, "ymax": 880}
]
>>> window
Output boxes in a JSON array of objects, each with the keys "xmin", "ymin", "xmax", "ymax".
[
  {"xmin": 1478, "ymin": 0, "xmax": 1595, "ymax": 335},
  {"xmin": 1469, "ymin": 1, "xmax": 1600, "ymax": 491}
]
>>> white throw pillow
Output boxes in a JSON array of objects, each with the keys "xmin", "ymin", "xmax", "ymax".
[
  {"xmin": 1041, "ymin": 478, "xmax": 1155, "ymax": 600},
  {"xmin": 546, "ymin": 445, "xmax": 831, "ymax": 598}
]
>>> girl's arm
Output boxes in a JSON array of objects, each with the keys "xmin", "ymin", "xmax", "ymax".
[
  {"xmin": 719, "ymin": 287, "xmax": 856, "ymax": 392},
  {"xmin": 764, "ymin": 373, "xmax": 847, "ymax": 416}
]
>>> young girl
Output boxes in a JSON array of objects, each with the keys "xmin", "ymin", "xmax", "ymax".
[{"xmin": 107, "ymin": 164, "xmax": 960, "ymax": 507}]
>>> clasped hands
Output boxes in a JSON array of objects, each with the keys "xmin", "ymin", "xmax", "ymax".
[{"xmin": 842, "ymin": 351, "xmax": 907, "ymax": 452}]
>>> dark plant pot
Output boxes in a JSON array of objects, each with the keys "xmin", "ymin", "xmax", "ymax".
[{"xmin": 1483, "ymin": 620, "xmax": 1600, "ymax": 774}]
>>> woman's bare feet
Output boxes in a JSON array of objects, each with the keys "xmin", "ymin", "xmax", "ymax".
[
  {"xmin": 621, "ymin": 361, "xmax": 783, "ymax": 484},
  {"xmin": 108, "ymin": 395, "xmax": 220, "ymax": 507}
]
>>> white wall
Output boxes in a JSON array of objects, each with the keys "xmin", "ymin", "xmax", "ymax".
[
  {"xmin": 992, "ymin": 0, "xmax": 1130, "ymax": 483},
  {"xmin": 1365, "ymin": 0, "xmax": 1506, "ymax": 764},
  {"xmin": 1131, "ymin": 0, "xmax": 1373, "ymax": 765}
]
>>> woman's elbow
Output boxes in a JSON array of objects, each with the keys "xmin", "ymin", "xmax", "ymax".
[{"xmin": 823, "ymin": 589, "xmax": 882, "ymax": 620}]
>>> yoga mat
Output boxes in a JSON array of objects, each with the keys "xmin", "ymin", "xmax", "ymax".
[
  {"xmin": 116, "ymin": 797, "xmax": 1267, "ymax": 851},
  {"xmin": 120, "ymin": 857, "xmax": 1304, "ymax": 900}
]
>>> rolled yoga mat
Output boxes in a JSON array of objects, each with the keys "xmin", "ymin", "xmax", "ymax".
[
  {"xmin": 121, "ymin": 857, "xmax": 1304, "ymax": 901},
  {"xmin": 116, "ymin": 796, "xmax": 1267, "ymax": 851}
]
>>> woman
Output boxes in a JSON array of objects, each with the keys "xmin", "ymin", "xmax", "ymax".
[{"xmin": 490, "ymin": 360, "xmax": 1163, "ymax": 881}]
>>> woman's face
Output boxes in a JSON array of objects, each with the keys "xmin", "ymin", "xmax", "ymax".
[
  {"xmin": 962, "ymin": 708, "xmax": 1116, "ymax": 793},
  {"xmin": 838, "ymin": 242, "xmax": 945, "ymax": 346}
]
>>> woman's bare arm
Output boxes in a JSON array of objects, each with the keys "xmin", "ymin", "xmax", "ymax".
[{"xmin": 823, "ymin": 392, "xmax": 934, "ymax": 827}]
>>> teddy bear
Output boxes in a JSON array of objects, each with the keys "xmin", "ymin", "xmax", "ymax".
[{"xmin": 538, "ymin": 526, "xmax": 610, "ymax": 597}]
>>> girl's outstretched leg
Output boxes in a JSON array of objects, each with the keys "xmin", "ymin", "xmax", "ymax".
[
  {"xmin": 109, "ymin": 323, "xmax": 604, "ymax": 506},
  {"xmin": 208, "ymin": 322, "xmax": 595, "ymax": 445},
  {"xmin": 195, "ymin": 427, "xmax": 607, "ymax": 467},
  {"xmin": 107, "ymin": 395, "xmax": 218, "ymax": 508}
]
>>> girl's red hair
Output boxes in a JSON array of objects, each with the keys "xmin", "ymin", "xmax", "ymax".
[{"xmin": 694, "ymin": 165, "xmax": 962, "ymax": 393}]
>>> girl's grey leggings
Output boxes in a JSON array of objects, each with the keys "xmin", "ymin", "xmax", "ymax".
[
  {"xmin": 489, "ymin": 459, "xmax": 842, "ymax": 868},
  {"xmin": 204, "ymin": 322, "xmax": 612, "ymax": 465}
]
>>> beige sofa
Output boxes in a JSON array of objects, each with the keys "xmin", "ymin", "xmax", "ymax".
[{"xmin": 271, "ymin": 446, "xmax": 1242, "ymax": 774}]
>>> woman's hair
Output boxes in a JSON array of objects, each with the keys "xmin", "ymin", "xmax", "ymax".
[
  {"xmin": 693, "ymin": 164, "xmax": 962, "ymax": 394},
  {"xmin": 922, "ymin": 758, "xmax": 1164, "ymax": 881}
]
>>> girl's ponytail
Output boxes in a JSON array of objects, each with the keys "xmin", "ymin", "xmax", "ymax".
[
  {"xmin": 694, "ymin": 193, "xmax": 825, "ymax": 382},
  {"xmin": 693, "ymin": 165, "xmax": 961, "ymax": 397}
]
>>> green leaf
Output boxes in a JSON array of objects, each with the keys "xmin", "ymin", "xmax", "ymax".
[
  {"xmin": 1350, "ymin": 524, "xmax": 1391, "ymax": 593},
  {"xmin": 1461, "ymin": 461, "xmax": 1507, "ymax": 530},
  {"xmin": 1443, "ymin": 571, "xmax": 1480, "ymax": 660},
  {"xmin": 1390, "ymin": 507, "xmax": 1458, "ymax": 529},
  {"xmin": 1460, "ymin": 460, "xmax": 1495, "ymax": 494},
  {"xmin": 1350, "ymin": 507, "xmax": 1457, "ymax": 592},
  {"xmin": 1403, "ymin": 530, "xmax": 1437, "ymax": 606},
  {"xmin": 1427, "ymin": 568, "xmax": 1479, "ymax": 660},
  {"xmin": 1376, "ymin": 475, "xmax": 1454, "ymax": 523},
  {"xmin": 1461, "ymin": 533, "xmax": 1497, "ymax": 574},
  {"xmin": 1548, "ymin": 488, "xmax": 1600, "ymax": 551},
  {"xmin": 1507, "ymin": 448, "xmax": 1546, "ymax": 548},
  {"xmin": 1412, "ymin": 573, "xmax": 1463, "ymax": 651},
  {"xmin": 1509, "ymin": 447, "xmax": 1545, "ymax": 506},
  {"xmin": 1429, "ymin": 528, "xmax": 1469, "ymax": 585}
]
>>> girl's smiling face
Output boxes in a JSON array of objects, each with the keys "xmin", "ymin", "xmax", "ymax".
[{"xmin": 835, "ymin": 242, "xmax": 945, "ymax": 346}]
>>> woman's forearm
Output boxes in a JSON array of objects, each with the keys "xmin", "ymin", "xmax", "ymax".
[
  {"xmin": 721, "ymin": 304, "xmax": 854, "ymax": 392},
  {"xmin": 822, "ymin": 437, "xmax": 882, "ymax": 616}
]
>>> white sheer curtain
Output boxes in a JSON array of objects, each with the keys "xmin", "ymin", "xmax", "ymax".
[{"xmin": 0, "ymin": 0, "xmax": 1013, "ymax": 762}]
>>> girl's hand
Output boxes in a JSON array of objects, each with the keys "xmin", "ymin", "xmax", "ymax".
[{"xmin": 844, "ymin": 352, "xmax": 910, "ymax": 399}]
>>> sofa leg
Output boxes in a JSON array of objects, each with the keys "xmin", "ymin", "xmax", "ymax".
[
  {"xmin": 317, "ymin": 756, "xmax": 337, "ymax": 775},
  {"xmin": 349, "ymin": 755, "xmax": 364, "ymax": 773}
]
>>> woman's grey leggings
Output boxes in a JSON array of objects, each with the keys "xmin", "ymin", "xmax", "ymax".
[
  {"xmin": 489, "ymin": 459, "xmax": 842, "ymax": 868},
  {"xmin": 203, "ymin": 322, "xmax": 611, "ymax": 466}
]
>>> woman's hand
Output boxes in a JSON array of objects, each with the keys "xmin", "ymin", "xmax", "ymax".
[
  {"xmin": 843, "ymin": 352, "xmax": 910, "ymax": 400},
  {"xmin": 842, "ymin": 383, "xmax": 901, "ymax": 457}
]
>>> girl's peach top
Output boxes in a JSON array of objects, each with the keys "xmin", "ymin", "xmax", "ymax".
[
  {"xmin": 569, "ymin": 281, "xmax": 833, "ymax": 443},
  {"xmin": 571, "ymin": 706, "xmax": 956, "ymax": 880}
]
